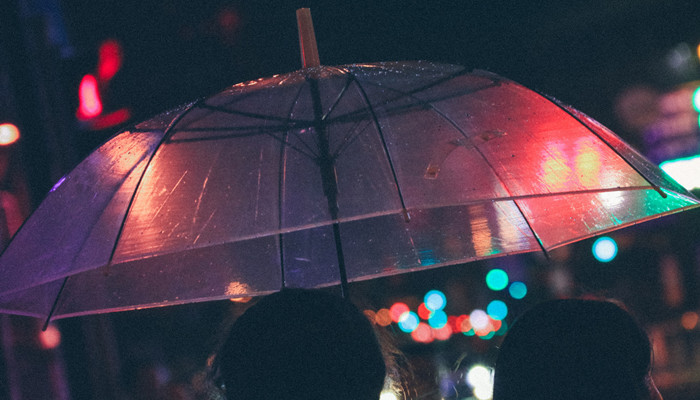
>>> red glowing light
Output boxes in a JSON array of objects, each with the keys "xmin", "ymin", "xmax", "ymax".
[
  {"xmin": 39, "ymin": 325, "xmax": 61, "ymax": 349},
  {"xmin": 433, "ymin": 324, "xmax": 453, "ymax": 341},
  {"xmin": 77, "ymin": 74, "xmax": 103, "ymax": 119},
  {"xmin": 97, "ymin": 39, "xmax": 123, "ymax": 82},
  {"xmin": 456, "ymin": 314, "xmax": 470, "ymax": 332},
  {"xmin": 418, "ymin": 302, "xmax": 433, "ymax": 320},
  {"xmin": 0, "ymin": 123, "xmax": 20, "ymax": 146},
  {"xmin": 411, "ymin": 322, "xmax": 433, "ymax": 343},
  {"xmin": 390, "ymin": 302, "xmax": 410, "ymax": 323}
]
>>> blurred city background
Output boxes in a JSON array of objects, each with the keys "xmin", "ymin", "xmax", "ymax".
[{"xmin": 1, "ymin": 0, "xmax": 700, "ymax": 399}]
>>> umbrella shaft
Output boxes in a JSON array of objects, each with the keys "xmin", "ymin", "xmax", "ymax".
[
  {"xmin": 309, "ymin": 77, "xmax": 340, "ymax": 216},
  {"xmin": 309, "ymin": 77, "xmax": 349, "ymax": 296}
]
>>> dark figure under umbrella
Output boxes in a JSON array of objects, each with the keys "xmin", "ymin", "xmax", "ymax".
[
  {"xmin": 211, "ymin": 289, "xmax": 387, "ymax": 400},
  {"xmin": 493, "ymin": 298, "xmax": 663, "ymax": 400}
]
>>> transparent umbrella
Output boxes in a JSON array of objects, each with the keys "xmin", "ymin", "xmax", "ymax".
[{"xmin": 0, "ymin": 12, "xmax": 697, "ymax": 323}]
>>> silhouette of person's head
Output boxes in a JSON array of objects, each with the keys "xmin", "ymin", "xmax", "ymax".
[
  {"xmin": 214, "ymin": 289, "xmax": 386, "ymax": 400},
  {"xmin": 493, "ymin": 299, "xmax": 663, "ymax": 400}
]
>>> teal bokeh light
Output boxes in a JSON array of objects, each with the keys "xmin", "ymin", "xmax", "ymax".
[
  {"xmin": 592, "ymin": 236, "xmax": 618, "ymax": 262},
  {"xmin": 398, "ymin": 311, "xmax": 419, "ymax": 333},
  {"xmin": 424, "ymin": 289, "xmax": 447, "ymax": 311},
  {"xmin": 509, "ymin": 281, "xmax": 527, "ymax": 299},
  {"xmin": 428, "ymin": 310, "xmax": 448, "ymax": 329},
  {"xmin": 486, "ymin": 269, "xmax": 509, "ymax": 291},
  {"xmin": 487, "ymin": 300, "xmax": 508, "ymax": 320}
]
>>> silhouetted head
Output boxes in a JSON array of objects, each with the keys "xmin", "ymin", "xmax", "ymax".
[
  {"xmin": 214, "ymin": 289, "xmax": 386, "ymax": 400},
  {"xmin": 493, "ymin": 299, "xmax": 662, "ymax": 400}
]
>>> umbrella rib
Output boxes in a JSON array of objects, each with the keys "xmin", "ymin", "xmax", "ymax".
[
  {"xmin": 325, "ymin": 80, "xmax": 501, "ymax": 126},
  {"xmin": 105, "ymin": 99, "xmax": 203, "ymax": 268},
  {"xmin": 375, "ymin": 83, "xmax": 552, "ymax": 255},
  {"xmin": 348, "ymin": 73, "xmax": 411, "ymax": 221},
  {"xmin": 197, "ymin": 103, "xmax": 312, "ymax": 126},
  {"xmin": 322, "ymin": 74, "xmax": 354, "ymax": 121},
  {"xmin": 166, "ymin": 128, "xmax": 318, "ymax": 160},
  {"xmin": 42, "ymin": 276, "xmax": 69, "ymax": 330},
  {"xmin": 332, "ymin": 119, "xmax": 374, "ymax": 159}
]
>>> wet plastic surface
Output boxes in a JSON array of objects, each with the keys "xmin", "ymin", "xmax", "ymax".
[{"xmin": 0, "ymin": 61, "xmax": 697, "ymax": 319}]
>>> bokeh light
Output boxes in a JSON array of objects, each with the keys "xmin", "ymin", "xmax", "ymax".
[
  {"xmin": 411, "ymin": 322, "xmax": 433, "ymax": 343},
  {"xmin": 424, "ymin": 289, "xmax": 447, "ymax": 311},
  {"xmin": 470, "ymin": 309, "xmax": 489, "ymax": 330},
  {"xmin": 38, "ymin": 325, "xmax": 61, "ymax": 349},
  {"xmin": 467, "ymin": 364, "xmax": 493, "ymax": 399},
  {"xmin": 398, "ymin": 311, "xmax": 419, "ymax": 333},
  {"xmin": 375, "ymin": 308, "xmax": 392, "ymax": 327},
  {"xmin": 433, "ymin": 324, "xmax": 453, "ymax": 341},
  {"xmin": 417, "ymin": 302, "xmax": 433, "ymax": 320},
  {"xmin": 487, "ymin": 300, "xmax": 508, "ymax": 320},
  {"xmin": 486, "ymin": 269, "xmax": 509, "ymax": 291},
  {"xmin": 682, "ymin": 311, "xmax": 699, "ymax": 330},
  {"xmin": 380, "ymin": 390, "xmax": 399, "ymax": 400},
  {"xmin": 390, "ymin": 302, "xmax": 410, "ymax": 323},
  {"xmin": 495, "ymin": 320, "xmax": 508, "ymax": 336},
  {"xmin": 592, "ymin": 236, "xmax": 618, "ymax": 262},
  {"xmin": 508, "ymin": 281, "xmax": 528, "ymax": 299},
  {"xmin": 428, "ymin": 310, "xmax": 448, "ymax": 329},
  {"xmin": 0, "ymin": 123, "xmax": 20, "ymax": 146}
]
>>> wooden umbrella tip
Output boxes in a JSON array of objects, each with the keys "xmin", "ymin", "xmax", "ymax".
[{"xmin": 296, "ymin": 8, "xmax": 321, "ymax": 68}]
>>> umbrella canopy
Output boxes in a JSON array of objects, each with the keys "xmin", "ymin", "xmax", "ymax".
[{"xmin": 0, "ymin": 60, "xmax": 697, "ymax": 321}]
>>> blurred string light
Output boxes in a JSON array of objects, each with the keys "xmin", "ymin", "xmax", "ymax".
[
  {"xmin": 428, "ymin": 310, "xmax": 448, "ymax": 329},
  {"xmin": 487, "ymin": 300, "xmax": 508, "ymax": 320},
  {"xmin": 508, "ymin": 281, "xmax": 527, "ymax": 299},
  {"xmin": 390, "ymin": 302, "xmax": 410, "ymax": 323},
  {"xmin": 411, "ymin": 322, "xmax": 433, "ymax": 343},
  {"xmin": 660, "ymin": 155, "xmax": 700, "ymax": 190},
  {"xmin": 417, "ymin": 302, "xmax": 433, "ymax": 320},
  {"xmin": 486, "ymin": 268, "xmax": 509, "ymax": 291},
  {"xmin": 424, "ymin": 289, "xmax": 446, "ymax": 311},
  {"xmin": 377, "ymin": 287, "xmax": 514, "ymax": 343},
  {"xmin": 0, "ymin": 123, "xmax": 20, "ymax": 146},
  {"xmin": 433, "ymin": 324, "xmax": 452, "ymax": 341},
  {"xmin": 375, "ymin": 308, "xmax": 392, "ymax": 327},
  {"xmin": 592, "ymin": 236, "xmax": 618, "ymax": 262},
  {"xmin": 470, "ymin": 309, "xmax": 490, "ymax": 331},
  {"xmin": 466, "ymin": 365, "xmax": 494, "ymax": 400},
  {"xmin": 398, "ymin": 311, "xmax": 419, "ymax": 333}
]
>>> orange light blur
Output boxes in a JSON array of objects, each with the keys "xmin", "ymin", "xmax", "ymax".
[
  {"xmin": 375, "ymin": 308, "xmax": 392, "ymax": 327},
  {"xmin": 0, "ymin": 123, "xmax": 20, "ymax": 146},
  {"xmin": 39, "ymin": 325, "xmax": 61, "ymax": 349},
  {"xmin": 77, "ymin": 74, "xmax": 103, "ymax": 119},
  {"xmin": 681, "ymin": 311, "xmax": 699, "ymax": 330},
  {"xmin": 229, "ymin": 296, "xmax": 252, "ymax": 303}
]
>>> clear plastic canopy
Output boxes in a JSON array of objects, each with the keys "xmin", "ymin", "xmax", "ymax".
[{"xmin": 0, "ymin": 61, "xmax": 697, "ymax": 320}]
